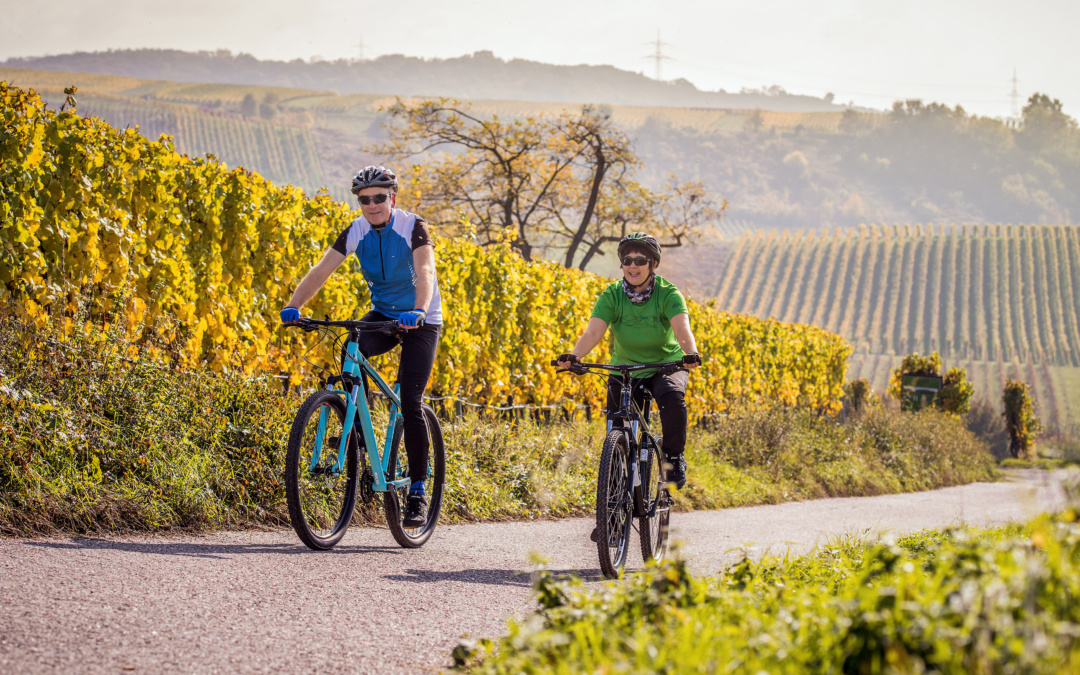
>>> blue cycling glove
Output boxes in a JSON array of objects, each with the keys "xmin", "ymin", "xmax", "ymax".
[
  {"xmin": 280, "ymin": 307, "xmax": 301, "ymax": 323},
  {"xmin": 397, "ymin": 309, "xmax": 426, "ymax": 327}
]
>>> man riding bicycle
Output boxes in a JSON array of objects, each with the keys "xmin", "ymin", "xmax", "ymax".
[
  {"xmin": 280, "ymin": 165, "xmax": 441, "ymax": 528},
  {"xmin": 557, "ymin": 232, "xmax": 701, "ymax": 489}
]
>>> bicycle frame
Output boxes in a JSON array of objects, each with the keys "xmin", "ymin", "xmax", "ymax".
[
  {"xmin": 606, "ymin": 374, "xmax": 661, "ymax": 518},
  {"xmin": 311, "ymin": 337, "xmax": 411, "ymax": 493}
]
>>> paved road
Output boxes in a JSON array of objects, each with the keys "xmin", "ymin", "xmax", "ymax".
[{"xmin": 0, "ymin": 470, "xmax": 1069, "ymax": 674}]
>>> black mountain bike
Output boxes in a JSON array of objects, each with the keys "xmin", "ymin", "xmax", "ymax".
[{"xmin": 553, "ymin": 359, "xmax": 684, "ymax": 578}]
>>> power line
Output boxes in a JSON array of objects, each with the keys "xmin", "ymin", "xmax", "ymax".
[
  {"xmin": 643, "ymin": 30, "xmax": 672, "ymax": 82},
  {"xmin": 1010, "ymin": 68, "xmax": 1021, "ymax": 117},
  {"xmin": 660, "ymin": 44, "xmax": 1005, "ymax": 91}
]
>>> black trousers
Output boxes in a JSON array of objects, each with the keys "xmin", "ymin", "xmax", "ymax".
[
  {"xmin": 605, "ymin": 370, "xmax": 689, "ymax": 458},
  {"xmin": 345, "ymin": 310, "xmax": 440, "ymax": 483}
]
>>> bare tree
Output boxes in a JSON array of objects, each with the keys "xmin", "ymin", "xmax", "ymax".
[{"xmin": 372, "ymin": 98, "xmax": 723, "ymax": 268}]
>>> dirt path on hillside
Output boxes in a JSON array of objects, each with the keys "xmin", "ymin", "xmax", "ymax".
[{"xmin": 0, "ymin": 470, "xmax": 1069, "ymax": 674}]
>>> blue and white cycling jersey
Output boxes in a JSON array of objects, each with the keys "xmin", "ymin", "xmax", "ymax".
[{"xmin": 331, "ymin": 209, "xmax": 443, "ymax": 325}]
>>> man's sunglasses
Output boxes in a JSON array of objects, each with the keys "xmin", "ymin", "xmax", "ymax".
[
  {"xmin": 621, "ymin": 256, "xmax": 651, "ymax": 267},
  {"xmin": 357, "ymin": 192, "xmax": 392, "ymax": 206}
]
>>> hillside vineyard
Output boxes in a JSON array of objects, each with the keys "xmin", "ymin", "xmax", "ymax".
[
  {"xmin": 716, "ymin": 223, "xmax": 1080, "ymax": 365},
  {"xmin": 0, "ymin": 81, "xmax": 850, "ymax": 417},
  {"xmin": 714, "ymin": 223, "xmax": 1080, "ymax": 427},
  {"xmin": 73, "ymin": 94, "xmax": 328, "ymax": 200}
]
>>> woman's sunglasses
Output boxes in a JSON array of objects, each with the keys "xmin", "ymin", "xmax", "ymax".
[
  {"xmin": 621, "ymin": 256, "xmax": 651, "ymax": 267},
  {"xmin": 357, "ymin": 192, "xmax": 392, "ymax": 206}
]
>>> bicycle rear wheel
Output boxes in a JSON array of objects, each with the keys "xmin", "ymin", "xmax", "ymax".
[
  {"xmin": 285, "ymin": 390, "xmax": 359, "ymax": 550},
  {"xmin": 639, "ymin": 437, "xmax": 670, "ymax": 563},
  {"xmin": 596, "ymin": 430, "xmax": 633, "ymax": 579},
  {"xmin": 384, "ymin": 404, "xmax": 445, "ymax": 548}
]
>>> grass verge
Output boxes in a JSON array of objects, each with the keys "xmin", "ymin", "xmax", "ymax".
[
  {"xmin": 454, "ymin": 503, "xmax": 1080, "ymax": 673},
  {"xmin": 1, "ymin": 310, "xmax": 996, "ymax": 536}
]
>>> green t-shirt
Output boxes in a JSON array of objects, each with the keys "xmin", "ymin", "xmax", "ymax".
[{"xmin": 590, "ymin": 276, "xmax": 688, "ymax": 376}]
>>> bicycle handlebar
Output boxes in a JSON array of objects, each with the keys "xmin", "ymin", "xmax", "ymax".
[
  {"xmin": 549, "ymin": 359, "xmax": 688, "ymax": 375},
  {"xmin": 287, "ymin": 317, "xmax": 407, "ymax": 334}
]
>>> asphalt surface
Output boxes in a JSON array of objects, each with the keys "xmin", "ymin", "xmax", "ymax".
[{"xmin": 0, "ymin": 469, "xmax": 1069, "ymax": 674}]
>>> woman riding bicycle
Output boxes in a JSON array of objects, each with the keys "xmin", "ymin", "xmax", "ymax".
[
  {"xmin": 557, "ymin": 232, "xmax": 701, "ymax": 489},
  {"xmin": 280, "ymin": 165, "xmax": 441, "ymax": 528}
]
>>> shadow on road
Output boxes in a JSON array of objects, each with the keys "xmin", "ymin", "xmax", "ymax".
[
  {"xmin": 383, "ymin": 567, "xmax": 607, "ymax": 586},
  {"xmin": 24, "ymin": 538, "xmax": 404, "ymax": 560}
]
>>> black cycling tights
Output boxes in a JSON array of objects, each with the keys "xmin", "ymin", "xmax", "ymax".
[
  {"xmin": 606, "ymin": 372, "xmax": 689, "ymax": 458},
  {"xmin": 344, "ymin": 310, "xmax": 440, "ymax": 484}
]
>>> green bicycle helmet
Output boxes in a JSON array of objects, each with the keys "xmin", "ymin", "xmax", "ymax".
[{"xmin": 617, "ymin": 232, "xmax": 661, "ymax": 263}]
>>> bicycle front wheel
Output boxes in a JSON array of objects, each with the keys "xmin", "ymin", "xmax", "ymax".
[
  {"xmin": 384, "ymin": 404, "xmax": 445, "ymax": 548},
  {"xmin": 285, "ymin": 390, "xmax": 359, "ymax": 550},
  {"xmin": 639, "ymin": 438, "xmax": 670, "ymax": 563},
  {"xmin": 596, "ymin": 430, "xmax": 633, "ymax": 579}
]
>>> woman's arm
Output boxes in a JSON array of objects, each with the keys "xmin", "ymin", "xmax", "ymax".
[
  {"xmin": 557, "ymin": 317, "xmax": 609, "ymax": 367},
  {"xmin": 670, "ymin": 312, "xmax": 700, "ymax": 369},
  {"xmin": 285, "ymin": 248, "xmax": 347, "ymax": 311}
]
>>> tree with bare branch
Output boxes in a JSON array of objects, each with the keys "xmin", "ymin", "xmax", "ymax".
[{"xmin": 371, "ymin": 98, "xmax": 724, "ymax": 269}]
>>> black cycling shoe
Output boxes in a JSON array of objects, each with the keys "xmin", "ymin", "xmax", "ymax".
[
  {"xmin": 590, "ymin": 526, "xmax": 599, "ymax": 542},
  {"xmin": 403, "ymin": 494, "xmax": 428, "ymax": 528},
  {"xmin": 665, "ymin": 454, "xmax": 687, "ymax": 490}
]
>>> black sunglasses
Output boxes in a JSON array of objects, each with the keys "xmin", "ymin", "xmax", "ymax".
[
  {"xmin": 357, "ymin": 192, "xmax": 392, "ymax": 206},
  {"xmin": 621, "ymin": 256, "xmax": 651, "ymax": 267}
]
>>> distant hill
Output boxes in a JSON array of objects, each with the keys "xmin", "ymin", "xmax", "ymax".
[
  {"xmin": 0, "ymin": 65, "xmax": 871, "ymax": 210},
  {"xmin": 3, "ymin": 49, "xmax": 847, "ymax": 112},
  {"xmin": 5, "ymin": 64, "xmax": 1075, "ymax": 234}
]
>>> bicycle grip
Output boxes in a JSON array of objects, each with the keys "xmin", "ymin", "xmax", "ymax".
[{"xmin": 550, "ymin": 359, "xmax": 559, "ymax": 366}]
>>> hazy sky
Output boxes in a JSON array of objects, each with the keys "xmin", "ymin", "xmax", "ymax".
[{"xmin": 3, "ymin": 0, "xmax": 1077, "ymax": 118}]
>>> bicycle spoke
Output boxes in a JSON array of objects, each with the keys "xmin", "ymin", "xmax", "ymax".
[{"xmin": 286, "ymin": 392, "xmax": 358, "ymax": 550}]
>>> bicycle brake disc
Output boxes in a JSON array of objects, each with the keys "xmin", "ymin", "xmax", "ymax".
[{"xmin": 360, "ymin": 465, "xmax": 376, "ymax": 504}]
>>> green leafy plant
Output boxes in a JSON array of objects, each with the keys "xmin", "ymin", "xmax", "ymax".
[
  {"xmin": 1003, "ymin": 378, "xmax": 1043, "ymax": 459},
  {"xmin": 0, "ymin": 80, "xmax": 849, "ymax": 416},
  {"xmin": 0, "ymin": 303, "xmax": 995, "ymax": 535},
  {"xmin": 941, "ymin": 366, "xmax": 974, "ymax": 415},
  {"xmin": 843, "ymin": 377, "xmax": 874, "ymax": 417},
  {"xmin": 457, "ymin": 510, "xmax": 1080, "ymax": 674}
]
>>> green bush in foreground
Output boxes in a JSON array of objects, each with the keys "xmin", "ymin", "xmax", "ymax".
[
  {"xmin": 0, "ymin": 309, "xmax": 995, "ymax": 535},
  {"xmin": 457, "ymin": 509, "xmax": 1080, "ymax": 673}
]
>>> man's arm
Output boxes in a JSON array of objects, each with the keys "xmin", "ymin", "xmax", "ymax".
[
  {"xmin": 284, "ymin": 248, "xmax": 347, "ymax": 312},
  {"xmin": 412, "ymin": 244, "xmax": 435, "ymax": 311}
]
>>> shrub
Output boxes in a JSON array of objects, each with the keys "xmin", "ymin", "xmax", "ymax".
[
  {"xmin": 941, "ymin": 366, "xmax": 974, "ymax": 415},
  {"xmin": 458, "ymin": 511, "xmax": 1080, "ymax": 674},
  {"xmin": 704, "ymin": 404, "xmax": 995, "ymax": 501},
  {"xmin": 1003, "ymin": 378, "xmax": 1042, "ymax": 459},
  {"xmin": 0, "ymin": 302, "xmax": 996, "ymax": 535},
  {"xmin": 843, "ymin": 377, "xmax": 873, "ymax": 417}
]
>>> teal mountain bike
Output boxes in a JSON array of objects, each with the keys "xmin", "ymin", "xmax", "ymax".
[
  {"xmin": 285, "ymin": 318, "xmax": 445, "ymax": 550},
  {"xmin": 553, "ymin": 359, "xmax": 682, "ymax": 578}
]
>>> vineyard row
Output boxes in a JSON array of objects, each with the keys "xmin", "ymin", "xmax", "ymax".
[
  {"xmin": 1, "ymin": 81, "xmax": 851, "ymax": 418},
  {"xmin": 715, "ymin": 223, "xmax": 1080, "ymax": 367},
  {"xmin": 72, "ymin": 93, "xmax": 330, "ymax": 201}
]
